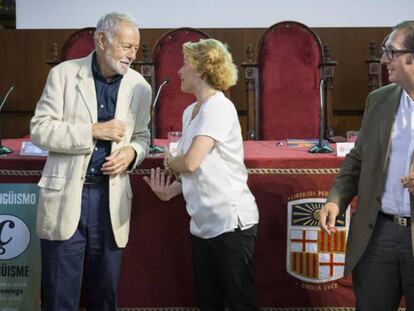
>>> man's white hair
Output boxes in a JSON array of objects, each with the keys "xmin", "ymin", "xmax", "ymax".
[{"xmin": 94, "ymin": 12, "xmax": 138, "ymax": 44}]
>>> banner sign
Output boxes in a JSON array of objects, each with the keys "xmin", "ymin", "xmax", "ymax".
[{"xmin": 0, "ymin": 184, "xmax": 40, "ymax": 311}]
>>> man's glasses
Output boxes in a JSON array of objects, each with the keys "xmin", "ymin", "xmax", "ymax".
[{"xmin": 382, "ymin": 46, "xmax": 414, "ymax": 61}]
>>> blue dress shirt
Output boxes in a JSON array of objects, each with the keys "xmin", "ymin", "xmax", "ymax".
[
  {"xmin": 381, "ymin": 90, "xmax": 414, "ymax": 217},
  {"xmin": 86, "ymin": 53, "xmax": 123, "ymax": 177}
]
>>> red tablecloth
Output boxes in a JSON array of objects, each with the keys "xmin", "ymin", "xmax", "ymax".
[{"xmin": 0, "ymin": 139, "xmax": 355, "ymax": 310}]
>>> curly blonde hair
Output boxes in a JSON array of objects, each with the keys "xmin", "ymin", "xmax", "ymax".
[{"xmin": 183, "ymin": 39, "xmax": 238, "ymax": 91}]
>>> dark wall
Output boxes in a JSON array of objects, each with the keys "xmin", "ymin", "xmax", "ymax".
[{"xmin": 0, "ymin": 27, "xmax": 390, "ymax": 139}]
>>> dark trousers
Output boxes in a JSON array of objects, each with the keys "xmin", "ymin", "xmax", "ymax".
[
  {"xmin": 41, "ymin": 183, "xmax": 123, "ymax": 311},
  {"xmin": 191, "ymin": 224, "xmax": 259, "ymax": 311},
  {"xmin": 352, "ymin": 213, "xmax": 414, "ymax": 311}
]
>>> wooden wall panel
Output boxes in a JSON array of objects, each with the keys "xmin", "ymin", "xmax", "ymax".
[
  {"xmin": 0, "ymin": 27, "xmax": 391, "ymax": 139},
  {"xmin": 315, "ymin": 27, "xmax": 390, "ymax": 135},
  {"xmin": 0, "ymin": 112, "xmax": 32, "ymax": 139},
  {"xmin": 0, "ymin": 29, "xmax": 74, "ymax": 138}
]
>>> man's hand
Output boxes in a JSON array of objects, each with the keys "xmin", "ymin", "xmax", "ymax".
[
  {"xmin": 92, "ymin": 119, "xmax": 126, "ymax": 143},
  {"xmin": 319, "ymin": 202, "xmax": 340, "ymax": 235},
  {"xmin": 143, "ymin": 167, "xmax": 182, "ymax": 201},
  {"xmin": 101, "ymin": 146, "xmax": 136, "ymax": 176},
  {"xmin": 401, "ymin": 172, "xmax": 414, "ymax": 193}
]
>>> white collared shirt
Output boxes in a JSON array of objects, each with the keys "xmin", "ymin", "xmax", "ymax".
[
  {"xmin": 381, "ymin": 90, "xmax": 414, "ymax": 216},
  {"xmin": 177, "ymin": 92, "xmax": 259, "ymax": 239}
]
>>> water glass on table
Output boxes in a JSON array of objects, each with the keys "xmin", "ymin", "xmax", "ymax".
[
  {"xmin": 167, "ymin": 131, "xmax": 182, "ymax": 156},
  {"xmin": 346, "ymin": 130, "xmax": 359, "ymax": 143}
]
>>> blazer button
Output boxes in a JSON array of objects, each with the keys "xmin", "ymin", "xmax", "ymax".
[
  {"xmin": 368, "ymin": 224, "xmax": 374, "ymax": 229},
  {"xmin": 376, "ymin": 196, "xmax": 381, "ymax": 203}
]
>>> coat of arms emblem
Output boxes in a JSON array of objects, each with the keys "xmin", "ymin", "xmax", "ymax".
[{"xmin": 287, "ymin": 198, "xmax": 350, "ymax": 283}]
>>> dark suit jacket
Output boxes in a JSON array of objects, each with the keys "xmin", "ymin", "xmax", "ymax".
[{"xmin": 326, "ymin": 83, "xmax": 414, "ymax": 275}]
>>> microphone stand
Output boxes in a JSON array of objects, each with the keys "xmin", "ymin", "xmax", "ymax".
[
  {"xmin": 0, "ymin": 85, "xmax": 16, "ymax": 155},
  {"xmin": 149, "ymin": 78, "xmax": 169, "ymax": 154},
  {"xmin": 308, "ymin": 79, "xmax": 333, "ymax": 153}
]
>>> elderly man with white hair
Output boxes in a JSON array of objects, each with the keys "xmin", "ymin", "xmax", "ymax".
[{"xmin": 31, "ymin": 11, "xmax": 151, "ymax": 310}]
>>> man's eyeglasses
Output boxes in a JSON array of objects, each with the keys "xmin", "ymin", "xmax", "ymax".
[{"xmin": 382, "ymin": 46, "xmax": 414, "ymax": 61}]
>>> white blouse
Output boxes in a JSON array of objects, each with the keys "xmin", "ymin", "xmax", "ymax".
[{"xmin": 177, "ymin": 92, "xmax": 259, "ymax": 239}]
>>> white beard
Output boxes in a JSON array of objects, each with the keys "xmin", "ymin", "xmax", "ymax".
[{"xmin": 104, "ymin": 52, "xmax": 130, "ymax": 75}]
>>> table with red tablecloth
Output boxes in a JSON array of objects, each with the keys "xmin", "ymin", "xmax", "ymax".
[{"xmin": 0, "ymin": 139, "xmax": 356, "ymax": 310}]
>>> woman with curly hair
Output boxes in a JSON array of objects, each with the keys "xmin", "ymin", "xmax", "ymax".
[{"xmin": 144, "ymin": 38, "xmax": 259, "ymax": 311}]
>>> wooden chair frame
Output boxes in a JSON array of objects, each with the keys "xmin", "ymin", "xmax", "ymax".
[{"xmin": 242, "ymin": 21, "xmax": 337, "ymax": 140}]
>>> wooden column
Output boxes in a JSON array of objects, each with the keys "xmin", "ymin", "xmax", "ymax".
[
  {"xmin": 241, "ymin": 44, "xmax": 259, "ymax": 140},
  {"xmin": 136, "ymin": 43, "xmax": 157, "ymax": 137},
  {"xmin": 366, "ymin": 41, "xmax": 381, "ymax": 92},
  {"xmin": 320, "ymin": 43, "xmax": 337, "ymax": 138}
]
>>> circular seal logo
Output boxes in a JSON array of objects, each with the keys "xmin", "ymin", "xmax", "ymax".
[{"xmin": 0, "ymin": 214, "xmax": 31, "ymax": 260}]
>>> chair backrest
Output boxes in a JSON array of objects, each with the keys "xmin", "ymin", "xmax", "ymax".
[
  {"xmin": 258, "ymin": 21, "xmax": 323, "ymax": 140},
  {"xmin": 152, "ymin": 28, "xmax": 209, "ymax": 138},
  {"xmin": 60, "ymin": 27, "xmax": 96, "ymax": 62}
]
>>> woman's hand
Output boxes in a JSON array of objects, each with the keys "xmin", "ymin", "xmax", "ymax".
[{"xmin": 143, "ymin": 167, "xmax": 182, "ymax": 201}]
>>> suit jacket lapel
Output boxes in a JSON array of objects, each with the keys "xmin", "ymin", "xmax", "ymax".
[
  {"xmin": 77, "ymin": 53, "xmax": 97, "ymax": 123},
  {"xmin": 111, "ymin": 71, "xmax": 133, "ymax": 151},
  {"xmin": 114, "ymin": 72, "xmax": 133, "ymax": 123},
  {"xmin": 381, "ymin": 85, "xmax": 402, "ymax": 172}
]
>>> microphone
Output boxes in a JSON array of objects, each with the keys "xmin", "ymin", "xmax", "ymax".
[
  {"xmin": 0, "ymin": 85, "xmax": 16, "ymax": 155},
  {"xmin": 308, "ymin": 79, "xmax": 333, "ymax": 153},
  {"xmin": 150, "ymin": 78, "xmax": 169, "ymax": 154},
  {"xmin": 0, "ymin": 85, "xmax": 15, "ymax": 112}
]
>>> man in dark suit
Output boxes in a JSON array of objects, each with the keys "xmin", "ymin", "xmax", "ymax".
[{"xmin": 320, "ymin": 21, "xmax": 414, "ymax": 310}]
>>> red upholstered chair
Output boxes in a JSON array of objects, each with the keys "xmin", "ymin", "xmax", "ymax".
[
  {"xmin": 139, "ymin": 28, "xmax": 210, "ymax": 139},
  {"xmin": 47, "ymin": 27, "xmax": 96, "ymax": 65},
  {"xmin": 243, "ymin": 21, "xmax": 336, "ymax": 140},
  {"xmin": 60, "ymin": 27, "xmax": 96, "ymax": 61}
]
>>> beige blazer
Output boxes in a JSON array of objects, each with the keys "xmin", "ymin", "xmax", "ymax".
[
  {"xmin": 30, "ymin": 52, "xmax": 151, "ymax": 248},
  {"xmin": 326, "ymin": 83, "xmax": 413, "ymax": 275}
]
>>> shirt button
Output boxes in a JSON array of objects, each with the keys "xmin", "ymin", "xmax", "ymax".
[
  {"xmin": 95, "ymin": 147, "xmax": 98, "ymax": 151},
  {"xmin": 100, "ymin": 105, "xmax": 104, "ymax": 108},
  {"xmin": 91, "ymin": 168, "xmax": 95, "ymax": 172}
]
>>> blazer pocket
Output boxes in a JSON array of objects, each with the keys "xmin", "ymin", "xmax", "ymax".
[
  {"xmin": 37, "ymin": 176, "xmax": 67, "ymax": 231},
  {"xmin": 38, "ymin": 176, "xmax": 67, "ymax": 190}
]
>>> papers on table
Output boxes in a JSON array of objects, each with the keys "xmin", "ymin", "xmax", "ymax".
[
  {"xmin": 20, "ymin": 141, "xmax": 48, "ymax": 156},
  {"xmin": 287, "ymin": 139, "xmax": 329, "ymax": 148},
  {"xmin": 336, "ymin": 142, "xmax": 355, "ymax": 157}
]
